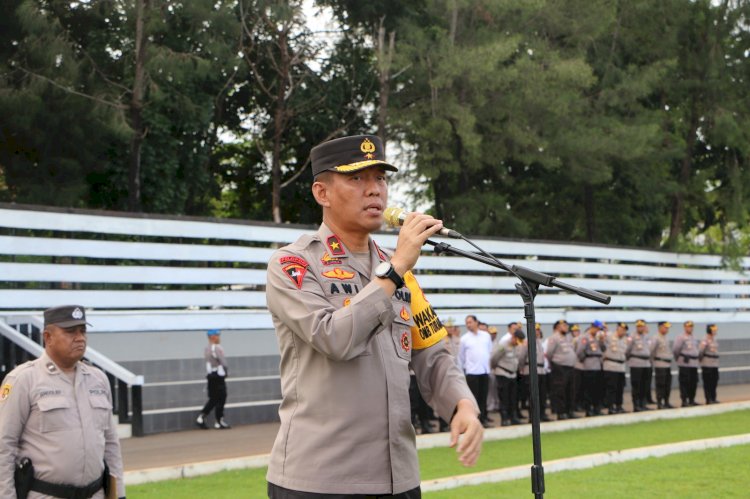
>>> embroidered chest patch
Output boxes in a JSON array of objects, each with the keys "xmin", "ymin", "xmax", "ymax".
[{"xmin": 401, "ymin": 332, "xmax": 411, "ymax": 352}]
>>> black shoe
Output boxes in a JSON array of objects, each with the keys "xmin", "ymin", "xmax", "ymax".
[
  {"xmin": 657, "ymin": 402, "xmax": 664, "ymax": 410},
  {"xmin": 501, "ymin": 420, "xmax": 511, "ymax": 427},
  {"xmin": 540, "ymin": 414, "xmax": 551, "ymax": 422},
  {"xmin": 567, "ymin": 412, "xmax": 579, "ymax": 419},
  {"xmin": 689, "ymin": 400, "xmax": 700, "ymax": 406},
  {"xmin": 482, "ymin": 421, "xmax": 493, "ymax": 429},
  {"xmin": 196, "ymin": 414, "xmax": 209, "ymax": 430},
  {"xmin": 485, "ymin": 416, "xmax": 495, "ymax": 423},
  {"xmin": 510, "ymin": 418, "xmax": 523, "ymax": 425},
  {"xmin": 421, "ymin": 424, "xmax": 434, "ymax": 434},
  {"xmin": 664, "ymin": 402, "xmax": 674, "ymax": 409},
  {"xmin": 616, "ymin": 406, "xmax": 626, "ymax": 414},
  {"xmin": 557, "ymin": 413, "xmax": 568, "ymax": 421}
]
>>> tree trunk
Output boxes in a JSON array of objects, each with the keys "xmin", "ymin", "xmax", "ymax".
[
  {"xmin": 377, "ymin": 20, "xmax": 395, "ymax": 151},
  {"xmin": 667, "ymin": 108, "xmax": 699, "ymax": 249},
  {"xmin": 128, "ymin": 0, "xmax": 148, "ymax": 212},
  {"xmin": 271, "ymin": 27, "xmax": 290, "ymax": 224}
]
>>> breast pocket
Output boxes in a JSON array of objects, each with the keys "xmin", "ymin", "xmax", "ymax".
[
  {"xmin": 89, "ymin": 395, "xmax": 112, "ymax": 431},
  {"xmin": 391, "ymin": 317, "xmax": 413, "ymax": 362},
  {"xmin": 37, "ymin": 397, "xmax": 75, "ymax": 433}
]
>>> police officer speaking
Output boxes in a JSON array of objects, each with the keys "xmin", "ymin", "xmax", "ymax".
[
  {"xmin": 0, "ymin": 305, "xmax": 125, "ymax": 499},
  {"xmin": 264, "ymin": 134, "xmax": 482, "ymax": 498}
]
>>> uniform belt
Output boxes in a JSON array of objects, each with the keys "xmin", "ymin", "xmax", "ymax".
[
  {"xmin": 584, "ymin": 353, "xmax": 603, "ymax": 358},
  {"xmin": 629, "ymin": 354, "xmax": 650, "ymax": 360},
  {"xmin": 496, "ymin": 365, "xmax": 516, "ymax": 376},
  {"xmin": 680, "ymin": 353, "xmax": 699, "ymax": 359},
  {"xmin": 30, "ymin": 475, "xmax": 103, "ymax": 499},
  {"xmin": 603, "ymin": 357, "xmax": 624, "ymax": 364},
  {"xmin": 703, "ymin": 353, "xmax": 720, "ymax": 358},
  {"xmin": 655, "ymin": 357, "xmax": 673, "ymax": 362}
]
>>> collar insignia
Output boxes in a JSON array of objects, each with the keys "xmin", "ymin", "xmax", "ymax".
[
  {"xmin": 373, "ymin": 241, "xmax": 387, "ymax": 262},
  {"xmin": 326, "ymin": 236, "xmax": 346, "ymax": 256},
  {"xmin": 400, "ymin": 306, "xmax": 410, "ymax": 321},
  {"xmin": 322, "ymin": 268, "xmax": 355, "ymax": 280}
]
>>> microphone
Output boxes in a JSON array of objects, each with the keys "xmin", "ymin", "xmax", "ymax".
[{"xmin": 383, "ymin": 206, "xmax": 462, "ymax": 238}]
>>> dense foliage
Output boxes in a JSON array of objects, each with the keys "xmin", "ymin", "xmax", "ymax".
[{"xmin": 1, "ymin": 0, "xmax": 748, "ymax": 255}]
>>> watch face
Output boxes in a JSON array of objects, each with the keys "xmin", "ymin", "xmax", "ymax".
[{"xmin": 375, "ymin": 261, "xmax": 391, "ymax": 277}]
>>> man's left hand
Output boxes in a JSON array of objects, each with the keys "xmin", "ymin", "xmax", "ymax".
[{"xmin": 449, "ymin": 398, "xmax": 483, "ymax": 467}]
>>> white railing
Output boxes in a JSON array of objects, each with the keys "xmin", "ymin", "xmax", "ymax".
[{"xmin": 1, "ymin": 203, "xmax": 748, "ymax": 329}]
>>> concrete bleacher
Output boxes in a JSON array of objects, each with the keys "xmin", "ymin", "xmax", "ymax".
[{"xmin": 1, "ymin": 203, "xmax": 749, "ymax": 435}]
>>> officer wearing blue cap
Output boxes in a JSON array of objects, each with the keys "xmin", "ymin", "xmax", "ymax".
[{"xmin": 196, "ymin": 329, "xmax": 231, "ymax": 429}]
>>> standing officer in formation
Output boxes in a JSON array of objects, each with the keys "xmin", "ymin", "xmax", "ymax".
[
  {"xmin": 546, "ymin": 320, "xmax": 578, "ymax": 420},
  {"xmin": 576, "ymin": 321, "xmax": 605, "ymax": 416},
  {"xmin": 626, "ymin": 319, "xmax": 653, "ymax": 412},
  {"xmin": 459, "ymin": 315, "xmax": 493, "ymax": 427},
  {"xmin": 673, "ymin": 320, "xmax": 700, "ymax": 406},
  {"xmin": 699, "ymin": 324, "xmax": 720, "ymax": 404},
  {"xmin": 602, "ymin": 322, "xmax": 628, "ymax": 414},
  {"xmin": 490, "ymin": 328, "xmax": 525, "ymax": 426},
  {"xmin": 0, "ymin": 305, "xmax": 125, "ymax": 499},
  {"xmin": 650, "ymin": 321, "xmax": 674, "ymax": 409},
  {"xmin": 264, "ymin": 134, "xmax": 482, "ymax": 498},
  {"xmin": 195, "ymin": 329, "xmax": 231, "ymax": 430},
  {"xmin": 569, "ymin": 324, "xmax": 584, "ymax": 412},
  {"xmin": 517, "ymin": 324, "xmax": 551, "ymax": 422}
]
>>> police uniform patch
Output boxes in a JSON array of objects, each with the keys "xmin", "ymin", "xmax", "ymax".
[
  {"xmin": 321, "ymin": 268, "xmax": 355, "ymax": 280},
  {"xmin": 0, "ymin": 384, "xmax": 11, "ymax": 401},
  {"xmin": 279, "ymin": 255, "xmax": 309, "ymax": 267},
  {"xmin": 283, "ymin": 263, "xmax": 308, "ymax": 289},
  {"xmin": 399, "ymin": 306, "xmax": 410, "ymax": 321},
  {"xmin": 321, "ymin": 252, "xmax": 342, "ymax": 266},
  {"xmin": 400, "ymin": 332, "xmax": 410, "ymax": 352},
  {"xmin": 326, "ymin": 236, "xmax": 346, "ymax": 256}
]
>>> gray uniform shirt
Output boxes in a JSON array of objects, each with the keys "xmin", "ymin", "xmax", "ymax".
[
  {"xmin": 265, "ymin": 224, "xmax": 476, "ymax": 495},
  {"xmin": 576, "ymin": 334, "xmax": 604, "ymax": 370},
  {"xmin": 699, "ymin": 337, "xmax": 720, "ymax": 368},
  {"xmin": 0, "ymin": 352, "xmax": 125, "ymax": 499},
  {"xmin": 517, "ymin": 339, "xmax": 545, "ymax": 376},
  {"xmin": 650, "ymin": 334, "xmax": 673, "ymax": 368},
  {"xmin": 673, "ymin": 333, "xmax": 700, "ymax": 367},
  {"xmin": 626, "ymin": 333, "xmax": 652, "ymax": 368},
  {"xmin": 490, "ymin": 336, "xmax": 518, "ymax": 379},
  {"xmin": 602, "ymin": 334, "xmax": 627, "ymax": 373},
  {"xmin": 546, "ymin": 332, "xmax": 577, "ymax": 367},
  {"xmin": 205, "ymin": 344, "xmax": 228, "ymax": 376}
]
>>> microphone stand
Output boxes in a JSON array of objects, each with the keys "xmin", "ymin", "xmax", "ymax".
[{"xmin": 425, "ymin": 239, "xmax": 611, "ymax": 499}]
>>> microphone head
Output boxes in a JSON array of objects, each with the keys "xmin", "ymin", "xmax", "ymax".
[{"xmin": 383, "ymin": 206, "xmax": 405, "ymax": 228}]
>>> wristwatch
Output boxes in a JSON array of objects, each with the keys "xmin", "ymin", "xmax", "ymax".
[{"xmin": 374, "ymin": 261, "xmax": 404, "ymax": 289}]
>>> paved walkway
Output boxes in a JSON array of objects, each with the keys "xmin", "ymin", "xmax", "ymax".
[{"xmin": 121, "ymin": 382, "xmax": 750, "ymax": 472}]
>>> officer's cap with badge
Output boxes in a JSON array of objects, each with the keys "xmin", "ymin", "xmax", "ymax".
[
  {"xmin": 310, "ymin": 135, "xmax": 399, "ymax": 177},
  {"xmin": 44, "ymin": 305, "xmax": 91, "ymax": 328}
]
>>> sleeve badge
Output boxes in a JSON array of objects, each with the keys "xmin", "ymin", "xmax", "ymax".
[{"xmin": 0, "ymin": 384, "xmax": 11, "ymax": 401}]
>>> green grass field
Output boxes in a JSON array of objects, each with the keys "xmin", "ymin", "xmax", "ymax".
[{"xmin": 128, "ymin": 409, "xmax": 750, "ymax": 498}]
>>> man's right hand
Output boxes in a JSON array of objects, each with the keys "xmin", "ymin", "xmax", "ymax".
[{"xmin": 389, "ymin": 212, "xmax": 445, "ymax": 276}]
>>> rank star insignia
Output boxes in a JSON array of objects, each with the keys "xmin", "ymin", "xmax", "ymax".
[
  {"xmin": 322, "ymin": 268, "xmax": 355, "ymax": 280},
  {"xmin": 400, "ymin": 332, "xmax": 410, "ymax": 352},
  {"xmin": 282, "ymin": 263, "xmax": 307, "ymax": 289},
  {"xmin": 326, "ymin": 236, "xmax": 346, "ymax": 256},
  {"xmin": 0, "ymin": 384, "xmax": 11, "ymax": 401}
]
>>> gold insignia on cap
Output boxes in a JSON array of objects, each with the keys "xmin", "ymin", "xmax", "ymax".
[
  {"xmin": 360, "ymin": 138, "xmax": 376, "ymax": 159},
  {"xmin": 0, "ymin": 384, "xmax": 11, "ymax": 401}
]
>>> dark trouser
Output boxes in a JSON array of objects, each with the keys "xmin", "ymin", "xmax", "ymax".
[
  {"xmin": 630, "ymin": 367, "xmax": 650, "ymax": 409},
  {"xmin": 496, "ymin": 375, "xmax": 518, "ymax": 421},
  {"xmin": 550, "ymin": 363, "xmax": 574, "ymax": 416},
  {"xmin": 581, "ymin": 370, "xmax": 603, "ymax": 413},
  {"xmin": 603, "ymin": 370, "xmax": 625, "ymax": 409},
  {"xmin": 466, "ymin": 374, "xmax": 489, "ymax": 422},
  {"xmin": 702, "ymin": 367, "xmax": 719, "ymax": 402},
  {"xmin": 678, "ymin": 366, "xmax": 699, "ymax": 402},
  {"xmin": 268, "ymin": 482, "xmax": 421, "ymax": 498},
  {"xmin": 654, "ymin": 367, "xmax": 672, "ymax": 404},
  {"xmin": 644, "ymin": 367, "xmax": 655, "ymax": 402},
  {"xmin": 573, "ymin": 368, "xmax": 583, "ymax": 409},
  {"xmin": 201, "ymin": 372, "xmax": 227, "ymax": 420},
  {"xmin": 409, "ymin": 374, "xmax": 432, "ymax": 430},
  {"xmin": 517, "ymin": 374, "xmax": 529, "ymax": 411},
  {"xmin": 526, "ymin": 372, "xmax": 549, "ymax": 416}
]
